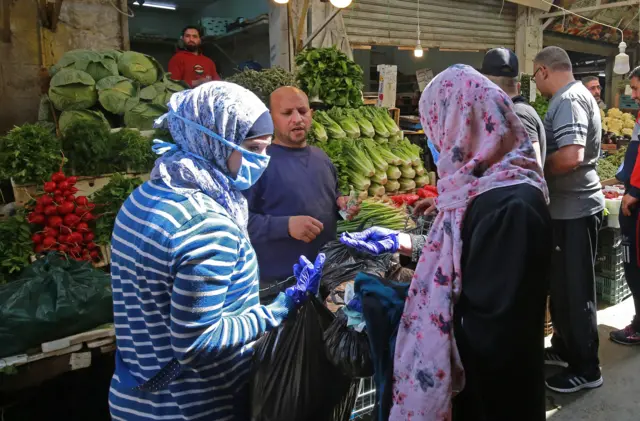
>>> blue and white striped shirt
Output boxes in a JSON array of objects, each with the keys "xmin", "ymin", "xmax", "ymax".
[{"xmin": 108, "ymin": 180, "xmax": 293, "ymax": 421}]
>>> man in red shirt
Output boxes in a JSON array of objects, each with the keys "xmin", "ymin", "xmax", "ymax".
[{"xmin": 168, "ymin": 26, "xmax": 221, "ymax": 88}]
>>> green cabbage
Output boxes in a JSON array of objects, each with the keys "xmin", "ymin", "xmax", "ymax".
[
  {"xmin": 96, "ymin": 76, "xmax": 140, "ymax": 114},
  {"xmin": 59, "ymin": 110, "xmax": 109, "ymax": 134},
  {"xmin": 140, "ymin": 74, "xmax": 189, "ymax": 107},
  {"xmin": 314, "ymin": 111, "xmax": 346, "ymax": 139},
  {"xmin": 371, "ymin": 169, "xmax": 388, "ymax": 186},
  {"xmin": 386, "ymin": 165, "xmax": 401, "ymax": 180},
  {"xmin": 368, "ymin": 183, "xmax": 386, "ymax": 197},
  {"xmin": 399, "ymin": 178, "xmax": 416, "ymax": 191},
  {"xmin": 385, "ymin": 180, "xmax": 400, "ymax": 192},
  {"xmin": 118, "ymin": 51, "xmax": 162, "ymax": 86},
  {"xmin": 49, "ymin": 69, "xmax": 97, "ymax": 111},
  {"xmin": 310, "ymin": 119, "xmax": 328, "ymax": 143},
  {"xmin": 50, "ymin": 49, "xmax": 118, "ymax": 82},
  {"xmin": 415, "ymin": 174, "xmax": 430, "ymax": 187},
  {"xmin": 124, "ymin": 103, "xmax": 166, "ymax": 130}
]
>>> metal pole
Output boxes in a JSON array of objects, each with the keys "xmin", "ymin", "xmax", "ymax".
[{"xmin": 301, "ymin": 8, "xmax": 342, "ymax": 51}]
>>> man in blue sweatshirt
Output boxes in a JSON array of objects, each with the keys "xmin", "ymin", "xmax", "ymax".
[{"xmin": 245, "ymin": 86, "xmax": 358, "ymax": 300}]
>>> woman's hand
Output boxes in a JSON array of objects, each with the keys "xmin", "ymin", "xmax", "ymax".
[
  {"xmin": 414, "ymin": 198, "xmax": 437, "ymax": 216},
  {"xmin": 285, "ymin": 254, "xmax": 326, "ymax": 305},
  {"xmin": 340, "ymin": 227, "xmax": 400, "ymax": 255}
]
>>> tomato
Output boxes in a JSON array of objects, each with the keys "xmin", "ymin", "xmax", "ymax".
[{"xmin": 43, "ymin": 182, "xmax": 57, "ymax": 193}]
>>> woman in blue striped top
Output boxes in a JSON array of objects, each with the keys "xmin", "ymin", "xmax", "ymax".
[{"xmin": 108, "ymin": 82, "xmax": 325, "ymax": 421}]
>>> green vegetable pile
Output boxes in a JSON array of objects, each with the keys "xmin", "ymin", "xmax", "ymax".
[
  {"xmin": 90, "ymin": 173, "xmax": 145, "ymax": 245},
  {"xmin": 295, "ymin": 47, "xmax": 364, "ymax": 107},
  {"xmin": 597, "ymin": 147, "xmax": 626, "ymax": 180},
  {"xmin": 0, "ymin": 124, "xmax": 62, "ymax": 184},
  {"xmin": 309, "ymin": 106, "xmax": 425, "ymax": 197},
  {"xmin": 531, "ymin": 96, "xmax": 549, "ymax": 121},
  {"xmin": 226, "ymin": 67, "xmax": 298, "ymax": 105},
  {"xmin": 45, "ymin": 49, "xmax": 187, "ymax": 131},
  {"xmin": 337, "ymin": 198, "xmax": 414, "ymax": 234},
  {"xmin": 0, "ymin": 213, "xmax": 33, "ymax": 284}
]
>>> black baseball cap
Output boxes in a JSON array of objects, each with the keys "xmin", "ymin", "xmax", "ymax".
[{"xmin": 481, "ymin": 48, "xmax": 519, "ymax": 78}]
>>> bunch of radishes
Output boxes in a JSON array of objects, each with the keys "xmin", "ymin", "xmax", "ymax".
[{"xmin": 27, "ymin": 170, "xmax": 102, "ymax": 263}]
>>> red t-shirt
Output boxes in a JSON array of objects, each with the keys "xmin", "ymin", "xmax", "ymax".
[{"xmin": 168, "ymin": 50, "xmax": 221, "ymax": 88}]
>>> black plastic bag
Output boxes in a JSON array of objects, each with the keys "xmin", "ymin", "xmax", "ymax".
[
  {"xmin": 320, "ymin": 240, "xmax": 394, "ymax": 299},
  {"xmin": 251, "ymin": 296, "xmax": 356, "ymax": 421},
  {"xmin": 324, "ymin": 309, "xmax": 373, "ymax": 378},
  {"xmin": 0, "ymin": 253, "xmax": 113, "ymax": 358}
]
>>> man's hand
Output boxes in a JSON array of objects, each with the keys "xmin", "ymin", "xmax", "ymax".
[
  {"xmin": 192, "ymin": 76, "xmax": 212, "ymax": 88},
  {"xmin": 289, "ymin": 216, "xmax": 324, "ymax": 243},
  {"xmin": 337, "ymin": 196, "xmax": 361, "ymax": 221},
  {"xmin": 622, "ymin": 194, "xmax": 639, "ymax": 217},
  {"xmin": 413, "ymin": 198, "xmax": 437, "ymax": 216}
]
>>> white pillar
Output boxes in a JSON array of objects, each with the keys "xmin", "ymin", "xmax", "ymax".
[{"xmin": 515, "ymin": 5, "xmax": 544, "ymax": 75}]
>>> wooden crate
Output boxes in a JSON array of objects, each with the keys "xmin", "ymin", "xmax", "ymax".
[
  {"xmin": 11, "ymin": 172, "xmax": 150, "ymax": 207},
  {"xmin": 388, "ymin": 107, "xmax": 400, "ymax": 127}
]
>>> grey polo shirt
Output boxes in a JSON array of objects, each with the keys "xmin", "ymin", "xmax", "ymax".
[{"xmin": 544, "ymin": 81, "xmax": 605, "ymax": 220}]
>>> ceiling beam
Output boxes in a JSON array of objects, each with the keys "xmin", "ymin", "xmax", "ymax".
[{"xmin": 540, "ymin": 0, "xmax": 640, "ymax": 19}]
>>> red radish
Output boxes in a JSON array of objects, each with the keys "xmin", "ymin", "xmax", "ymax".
[
  {"xmin": 32, "ymin": 233, "xmax": 43, "ymax": 244},
  {"xmin": 65, "ymin": 194, "xmax": 76, "ymax": 201},
  {"xmin": 38, "ymin": 195, "xmax": 53, "ymax": 206},
  {"xmin": 81, "ymin": 212, "xmax": 95, "ymax": 222},
  {"xmin": 63, "ymin": 214, "xmax": 81, "ymax": 227},
  {"xmin": 84, "ymin": 232, "xmax": 95, "ymax": 242},
  {"xmin": 44, "ymin": 227, "xmax": 58, "ymax": 238},
  {"xmin": 76, "ymin": 196, "xmax": 89, "ymax": 206},
  {"xmin": 34, "ymin": 244, "xmax": 44, "ymax": 253},
  {"xmin": 51, "ymin": 172, "xmax": 66, "ymax": 183},
  {"xmin": 90, "ymin": 250, "xmax": 100, "ymax": 260},
  {"xmin": 70, "ymin": 246, "xmax": 82, "ymax": 255},
  {"xmin": 28, "ymin": 212, "xmax": 45, "ymax": 225},
  {"xmin": 53, "ymin": 195, "xmax": 65, "ymax": 204},
  {"xmin": 43, "ymin": 205, "xmax": 58, "ymax": 216},
  {"xmin": 76, "ymin": 222, "xmax": 90, "ymax": 233},
  {"xmin": 69, "ymin": 232, "xmax": 84, "ymax": 243},
  {"xmin": 42, "ymin": 236, "xmax": 57, "ymax": 249},
  {"xmin": 59, "ymin": 225, "xmax": 72, "ymax": 235},
  {"xmin": 58, "ymin": 244, "xmax": 69, "ymax": 253},
  {"xmin": 86, "ymin": 241, "xmax": 97, "ymax": 250},
  {"xmin": 53, "ymin": 189, "xmax": 62, "ymax": 196},
  {"xmin": 57, "ymin": 201, "xmax": 75, "ymax": 215},
  {"xmin": 66, "ymin": 176, "xmax": 78, "ymax": 186},
  {"xmin": 43, "ymin": 182, "xmax": 57, "ymax": 193},
  {"xmin": 34, "ymin": 205, "xmax": 44, "ymax": 214},
  {"xmin": 57, "ymin": 181, "xmax": 70, "ymax": 191},
  {"xmin": 86, "ymin": 203, "xmax": 96, "ymax": 210},
  {"xmin": 67, "ymin": 186, "xmax": 79, "ymax": 194},
  {"xmin": 47, "ymin": 216, "xmax": 63, "ymax": 228},
  {"xmin": 58, "ymin": 234, "xmax": 68, "ymax": 243}
]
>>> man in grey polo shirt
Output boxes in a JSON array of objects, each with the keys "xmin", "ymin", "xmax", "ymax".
[{"xmin": 533, "ymin": 46, "xmax": 605, "ymax": 394}]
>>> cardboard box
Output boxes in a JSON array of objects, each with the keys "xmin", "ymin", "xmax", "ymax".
[{"xmin": 377, "ymin": 65, "xmax": 397, "ymax": 108}]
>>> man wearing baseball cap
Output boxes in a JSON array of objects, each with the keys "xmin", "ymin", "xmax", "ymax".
[{"xmin": 481, "ymin": 47, "xmax": 546, "ymax": 168}]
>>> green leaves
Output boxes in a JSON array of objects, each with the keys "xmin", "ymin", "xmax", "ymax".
[
  {"xmin": 0, "ymin": 124, "xmax": 62, "ymax": 184},
  {"xmin": 295, "ymin": 47, "xmax": 364, "ymax": 107},
  {"xmin": 0, "ymin": 212, "xmax": 34, "ymax": 284},
  {"xmin": 226, "ymin": 67, "xmax": 298, "ymax": 105}
]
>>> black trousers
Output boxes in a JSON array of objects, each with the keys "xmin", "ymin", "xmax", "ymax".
[
  {"xmin": 549, "ymin": 212, "xmax": 602, "ymax": 373},
  {"xmin": 619, "ymin": 209, "xmax": 640, "ymax": 329}
]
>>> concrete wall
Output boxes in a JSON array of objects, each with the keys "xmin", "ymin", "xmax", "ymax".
[
  {"xmin": 198, "ymin": 0, "xmax": 268, "ymax": 20},
  {"xmin": 0, "ymin": 0, "xmax": 127, "ymax": 134}
]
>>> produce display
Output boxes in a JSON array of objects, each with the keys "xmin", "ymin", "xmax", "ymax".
[
  {"xmin": 25, "ymin": 168, "xmax": 103, "ymax": 262},
  {"xmin": 602, "ymin": 108, "xmax": 635, "ymax": 144},
  {"xmin": 337, "ymin": 197, "xmax": 414, "ymax": 234},
  {"xmin": 597, "ymin": 146, "xmax": 626, "ymax": 180},
  {"xmin": 0, "ymin": 213, "xmax": 33, "ymax": 284},
  {"xmin": 226, "ymin": 67, "xmax": 298, "ymax": 105},
  {"xmin": 295, "ymin": 47, "xmax": 364, "ymax": 107},
  {"xmin": 310, "ymin": 106, "xmax": 425, "ymax": 196},
  {"xmin": 45, "ymin": 49, "xmax": 186, "ymax": 131}
]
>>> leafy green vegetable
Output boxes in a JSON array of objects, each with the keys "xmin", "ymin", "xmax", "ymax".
[
  {"xmin": 338, "ymin": 198, "xmax": 411, "ymax": 233},
  {"xmin": 0, "ymin": 124, "xmax": 61, "ymax": 184},
  {"xmin": 371, "ymin": 169, "xmax": 388, "ymax": 186},
  {"xmin": 310, "ymin": 119, "xmax": 328, "ymax": 143},
  {"xmin": 385, "ymin": 180, "xmax": 400, "ymax": 193},
  {"xmin": 386, "ymin": 165, "xmax": 401, "ymax": 180},
  {"xmin": 91, "ymin": 173, "xmax": 145, "ymax": 245},
  {"xmin": 347, "ymin": 108, "xmax": 375, "ymax": 138},
  {"xmin": 140, "ymin": 74, "xmax": 188, "ymax": 107},
  {"xmin": 118, "ymin": 51, "xmax": 162, "ymax": 86},
  {"xmin": 59, "ymin": 109, "xmax": 110, "ymax": 134},
  {"xmin": 399, "ymin": 178, "xmax": 416, "ymax": 191},
  {"xmin": 345, "ymin": 168, "xmax": 371, "ymax": 191},
  {"xmin": 368, "ymin": 183, "xmax": 385, "ymax": 197},
  {"xmin": 344, "ymin": 140, "xmax": 375, "ymax": 177},
  {"xmin": 49, "ymin": 69, "xmax": 98, "ymax": 111},
  {"xmin": 378, "ymin": 146, "xmax": 402, "ymax": 165},
  {"xmin": 96, "ymin": 76, "xmax": 140, "ymax": 114},
  {"xmin": 415, "ymin": 174, "xmax": 430, "ymax": 187},
  {"xmin": 328, "ymin": 107, "xmax": 360, "ymax": 139},
  {"xmin": 0, "ymin": 212, "xmax": 33, "ymax": 284},
  {"xmin": 62, "ymin": 120, "xmax": 112, "ymax": 176},
  {"xmin": 361, "ymin": 138, "xmax": 389, "ymax": 172},
  {"xmin": 110, "ymin": 129, "xmax": 156, "ymax": 173},
  {"xmin": 314, "ymin": 111, "xmax": 346, "ymax": 139},
  {"xmin": 226, "ymin": 67, "xmax": 297, "ymax": 105},
  {"xmin": 295, "ymin": 47, "xmax": 364, "ymax": 107},
  {"xmin": 400, "ymin": 165, "xmax": 416, "ymax": 179},
  {"xmin": 124, "ymin": 103, "xmax": 166, "ymax": 130},
  {"xmin": 361, "ymin": 107, "xmax": 390, "ymax": 138},
  {"xmin": 50, "ymin": 49, "xmax": 119, "ymax": 82},
  {"xmin": 314, "ymin": 139, "xmax": 349, "ymax": 194}
]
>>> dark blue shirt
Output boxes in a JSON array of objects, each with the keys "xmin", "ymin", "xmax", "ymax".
[{"xmin": 244, "ymin": 144, "xmax": 340, "ymax": 285}]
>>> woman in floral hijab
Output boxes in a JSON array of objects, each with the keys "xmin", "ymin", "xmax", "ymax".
[{"xmin": 342, "ymin": 65, "xmax": 552, "ymax": 421}]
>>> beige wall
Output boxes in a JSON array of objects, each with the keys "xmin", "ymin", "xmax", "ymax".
[{"xmin": 0, "ymin": 0, "xmax": 128, "ymax": 134}]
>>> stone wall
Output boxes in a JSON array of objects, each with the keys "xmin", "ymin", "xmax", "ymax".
[{"xmin": 0, "ymin": 0, "xmax": 127, "ymax": 134}]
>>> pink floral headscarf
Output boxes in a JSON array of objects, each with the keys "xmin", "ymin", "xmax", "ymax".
[{"xmin": 389, "ymin": 65, "xmax": 548, "ymax": 421}]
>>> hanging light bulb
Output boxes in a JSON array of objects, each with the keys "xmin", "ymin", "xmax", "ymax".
[
  {"xmin": 330, "ymin": 0, "xmax": 352, "ymax": 8},
  {"xmin": 414, "ymin": 41, "xmax": 424, "ymax": 58},
  {"xmin": 614, "ymin": 41, "xmax": 630, "ymax": 75},
  {"xmin": 273, "ymin": 0, "xmax": 288, "ymax": 4}
]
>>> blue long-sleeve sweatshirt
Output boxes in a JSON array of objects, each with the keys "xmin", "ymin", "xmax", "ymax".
[
  {"xmin": 244, "ymin": 144, "xmax": 341, "ymax": 285},
  {"xmin": 108, "ymin": 180, "xmax": 294, "ymax": 421}
]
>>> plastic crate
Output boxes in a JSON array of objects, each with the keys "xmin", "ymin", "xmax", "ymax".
[
  {"xmin": 599, "ymin": 228, "xmax": 621, "ymax": 248},
  {"xmin": 596, "ymin": 274, "xmax": 631, "ymax": 305},
  {"xmin": 351, "ymin": 377, "xmax": 375, "ymax": 419},
  {"xmin": 595, "ymin": 244, "xmax": 624, "ymax": 279}
]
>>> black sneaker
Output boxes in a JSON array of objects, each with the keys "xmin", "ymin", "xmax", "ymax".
[
  {"xmin": 610, "ymin": 324, "xmax": 640, "ymax": 346},
  {"xmin": 544, "ymin": 348, "xmax": 568, "ymax": 367},
  {"xmin": 545, "ymin": 369, "xmax": 603, "ymax": 393}
]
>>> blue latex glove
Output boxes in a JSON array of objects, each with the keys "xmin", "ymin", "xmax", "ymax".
[
  {"xmin": 285, "ymin": 253, "xmax": 326, "ymax": 305},
  {"xmin": 339, "ymin": 227, "xmax": 400, "ymax": 256}
]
